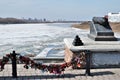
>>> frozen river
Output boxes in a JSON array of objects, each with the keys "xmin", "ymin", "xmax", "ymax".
[{"xmin": 0, "ymin": 23, "xmax": 89, "ymax": 57}]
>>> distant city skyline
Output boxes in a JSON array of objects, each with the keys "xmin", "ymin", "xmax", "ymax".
[{"xmin": 0, "ymin": 0, "xmax": 120, "ymax": 21}]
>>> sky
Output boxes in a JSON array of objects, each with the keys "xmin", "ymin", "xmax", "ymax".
[{"xmin": 0, "ymin": 0, "xmax": 120, "ymax": 21}]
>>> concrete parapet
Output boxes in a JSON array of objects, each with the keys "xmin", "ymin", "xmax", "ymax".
[{"xmin": 64, "ymin": 37, "xmax": 120, "ymax": 68}]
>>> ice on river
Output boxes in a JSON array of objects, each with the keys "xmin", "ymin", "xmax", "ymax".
[{"xmin": 0, "ymin": 23, "xmax": 88, "ymax": 57}]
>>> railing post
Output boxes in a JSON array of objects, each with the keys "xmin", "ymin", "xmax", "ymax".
[
  {"xmin": 85, "ymin": 50, "xmax": 91, "ymax": 76},
  {"xmin": 11, "ymin": 51, "xmax": 17, "ymax": 78}
]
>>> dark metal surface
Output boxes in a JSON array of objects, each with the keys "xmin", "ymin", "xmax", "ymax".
[
  {"xmin": 11, "ymin": 51, "xmax": 17, "ymax": 78},
  {"xmin": 72, "ymin": 35, "xmax": 84, "ymax": 46},
  {"xmin": 85, "ymin": 50, "xmax": 91, "ymax": 76},
  {"xmin": 88, "ymin": 17, "xmax": 117, "ymax": 41}
]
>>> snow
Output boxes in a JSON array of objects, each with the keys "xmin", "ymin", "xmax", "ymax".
[
  {"xmin": 0, "ymin": 23, "xmax": 88, "ymax": 57},
  {"xmin": 35, "ymin": 47, "xmax": 53, "ymax": 58}
]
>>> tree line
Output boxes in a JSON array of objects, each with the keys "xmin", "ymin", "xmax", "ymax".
[
  {"xmin": 0, "ymin": 17, "xmax": 81, "ymax": 24},
  {"xmin": 0, "ymin": 17, "xmax": 49, "ymax": 24}
]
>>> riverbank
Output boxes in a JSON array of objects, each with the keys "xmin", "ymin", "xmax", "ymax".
[{"xmin": 72, "ymin": 21, "xmax": 120, "ymax": 32}]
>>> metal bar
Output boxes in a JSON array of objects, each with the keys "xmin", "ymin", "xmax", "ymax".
[
  {"xmin": 85, "ymin": 50, "xmax": 91, "ymax": 76},
  {"xmin": 11, "ymin": 51, "xmax": 17, "ymax": 78}
]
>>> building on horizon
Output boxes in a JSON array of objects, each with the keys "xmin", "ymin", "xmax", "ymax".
[{"xmin": 108, "ymin": 12, "xmax": 120, "ymax": 22}]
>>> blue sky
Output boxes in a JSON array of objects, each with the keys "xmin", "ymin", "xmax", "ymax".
[{"xmin": 0, "ymin": 0, "xmax": 120, "ymax": 21}]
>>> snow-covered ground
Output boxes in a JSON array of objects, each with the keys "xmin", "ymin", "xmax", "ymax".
[{"xmin": 0, "ymin": 23, "xmax": 89, "ymax": 57}]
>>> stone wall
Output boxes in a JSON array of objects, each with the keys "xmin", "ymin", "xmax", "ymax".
[
  {"xmin": 92, "ymin": 52, "xmax": 120, "ymax": 67},
  {"xmin": 64, "ymin": 46, "xmax": 74, "ymax": 62},
  {"xmin": 65, "ymin": 46, "xmax": 120, "ymax": 68}
]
